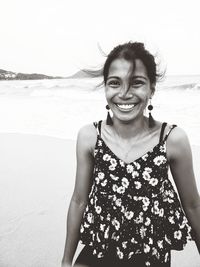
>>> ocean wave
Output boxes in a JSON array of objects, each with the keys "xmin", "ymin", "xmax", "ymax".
[{"xmin": 163, "ymin": 83, "xmax": 200, "ymax": 90}]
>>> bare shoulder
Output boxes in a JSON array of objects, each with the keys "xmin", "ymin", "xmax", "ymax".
[
  {"xmin": 166, "ymin": 125, "xmax": 192, "ymax": 162},
  {"xmin": 167, "ymin": 125, "xmax": 190, "ymax": 145},
  {"xmin": 77, "ymin": 123, "xmax": 97, "ymax": 154}
]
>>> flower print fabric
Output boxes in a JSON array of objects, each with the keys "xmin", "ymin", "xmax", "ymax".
[{"xmin": 79, "ymin": 122, "xmax": 194, "ymax": 266}]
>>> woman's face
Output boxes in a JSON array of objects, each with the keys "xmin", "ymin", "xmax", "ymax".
[{"xmin": 105, "ymin": 58, "xmax": 153, "ymax": 123}]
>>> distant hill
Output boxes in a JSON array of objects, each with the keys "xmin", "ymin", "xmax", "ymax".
[
  {"xmin": 0, "ymin": 68, "xmax": 102, "ymax": 80},
  {"xmin": 0, "ymin": 69, "xmax": 63, "ymax": 80},
  {"xmin": 67, "ymin": 69, "xmax": 102, "ymax": 79}
]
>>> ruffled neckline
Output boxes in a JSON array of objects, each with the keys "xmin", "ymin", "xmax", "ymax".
[{"xmin": 97, "ymin": 135, "xmax": 167, "ymax": 166}]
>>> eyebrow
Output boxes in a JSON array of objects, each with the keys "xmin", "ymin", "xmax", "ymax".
[
  {"xmin": 130, "ymin": 76, "xmax": 148, "ymax": 81},
  {"xmin": 107, "ymin": 76, "xmax": 120, "ymax": 80},
  {"xmin": 107, "ymin": 75, "xmax": 148, "ymax": 80}
]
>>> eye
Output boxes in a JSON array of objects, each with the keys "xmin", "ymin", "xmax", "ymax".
[
  {"xmin": 131, "ymin": 80, "xmax": 145, "ymax": 87},
  {"xmin": 107, "ymin": 80, "xmax": 120, "ymax": 87}
]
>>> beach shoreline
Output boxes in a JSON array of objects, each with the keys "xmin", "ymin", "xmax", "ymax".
[{"xmin": 0, "ymin": 132, "xmax": 199, "ymax": 266}]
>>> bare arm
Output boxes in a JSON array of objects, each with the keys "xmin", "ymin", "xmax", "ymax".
[
  {"xmin": 62, "ymin": 124, "xmax": 96, "ymax": 265},
  {"xmin": 167, "ymin": 127, "xmax": 200, "ymax": 254}
]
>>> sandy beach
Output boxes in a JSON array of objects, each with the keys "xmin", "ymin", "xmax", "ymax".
[
  {"xmin": 0, "ymin": 133, "xmax": 76, "ymax": 267},
  {"xmin": 0, "ymin": 133, "xmax": 200, "ymax": 267}
]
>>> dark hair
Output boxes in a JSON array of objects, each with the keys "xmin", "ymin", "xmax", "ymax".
[
  {"xmin": 103, "ymin": 42, "xmax": 163, "ymax": 93},
  {"xmin": 82, "ymin": 42, "xmax": 164, "ymax": 91}
]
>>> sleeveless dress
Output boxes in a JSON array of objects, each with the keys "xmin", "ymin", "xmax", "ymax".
[{"xmin": 79, "ymin": 121, "xmax": 194, "ymax": 266}]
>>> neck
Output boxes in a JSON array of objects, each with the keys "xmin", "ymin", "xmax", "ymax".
[{"xmin": 112, "ymin": 116, "xmax": 149, "ymax": 140}]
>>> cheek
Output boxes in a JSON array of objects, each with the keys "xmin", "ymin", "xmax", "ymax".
[
  {"xmin": 139, "ymin": 90, "xmax": 151, "ymax": 100},
  {"xmin": 104, "ymin": 87, "xmax": 115, "ymax": 101},
  {"xmin": 139, "ymin": 91, "xmax": 151, "ymax": 108}
]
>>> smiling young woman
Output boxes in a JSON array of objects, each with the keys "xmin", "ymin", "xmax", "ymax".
[
  {"xmin": 61, "ymin": 42, "xmax": 200, "ymax": 267},
  {"xmin": 105, "ymin": 58, "xmax": 152, "ymax": 125}
]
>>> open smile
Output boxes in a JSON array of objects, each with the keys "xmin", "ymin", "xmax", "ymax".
[{"xmin": 115, "ymin": 103, "xmax": 139, "ymax": 112}]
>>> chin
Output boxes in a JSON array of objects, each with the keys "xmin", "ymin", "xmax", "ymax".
[{"xmin": 114, "ymin": 115, "xmax": 137, "ymax": 124}]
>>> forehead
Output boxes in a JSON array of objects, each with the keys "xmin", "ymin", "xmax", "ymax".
[{"xmin": 108, "ymin": 58, "xmax": 148, "ymax": 79}]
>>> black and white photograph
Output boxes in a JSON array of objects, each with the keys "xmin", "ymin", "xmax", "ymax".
[{"xmin": 0, "ymin": 0, "xmax": 200, "ymax": 266}]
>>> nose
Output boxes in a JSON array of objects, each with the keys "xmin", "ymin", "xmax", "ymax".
[{"xmin": 118, "ymin": 84, "xmax": 133, "ymax": 99}]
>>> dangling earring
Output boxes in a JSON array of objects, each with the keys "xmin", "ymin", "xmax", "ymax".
[
  {"xmin": 106, "ymin": 105, "xmax": 113, "ymax": 125},
  {"xmin": 147, "ymin": 99, "xmax": 155, "ymax": 128}
]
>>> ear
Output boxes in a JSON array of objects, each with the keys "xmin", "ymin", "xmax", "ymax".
[{"xmin": 150, "ymin": 83, "xmax": 155, "ymax": 97}]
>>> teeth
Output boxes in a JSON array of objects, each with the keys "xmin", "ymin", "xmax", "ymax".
[{"xmin": 117, "ymin": 104, "xmax": 135, "ymax": 109}]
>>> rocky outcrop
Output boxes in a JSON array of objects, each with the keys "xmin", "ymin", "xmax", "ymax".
[{"xmin": 0, "ymin": 69, "xmax": 62, "ymax": 80}]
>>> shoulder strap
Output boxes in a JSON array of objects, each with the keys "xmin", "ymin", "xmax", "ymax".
[
  {"xmin": 163, "ymin": 124, "xmax": 177, "ymax": 141},
  {"xmin": 159, "ymin": 122, "xmax": 167, "ymax": 143},
  {"xmin": 93, "ymin": 120, "xmax": 102, "ymax": 136}
]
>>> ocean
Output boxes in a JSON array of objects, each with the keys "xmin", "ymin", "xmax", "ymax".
[{"xmin": 0, "ymin": 75, "xmax": 200, "ymax": 145}]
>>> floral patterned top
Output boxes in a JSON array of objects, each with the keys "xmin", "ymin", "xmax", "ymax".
[{"xmin": 79, "ymin": 121, "xmax": 194, "ymax": 266}]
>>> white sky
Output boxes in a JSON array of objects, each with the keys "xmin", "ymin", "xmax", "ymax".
[{"xmin": 0, "ymin": 0, "xmax": 200, "ymax": 76}]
